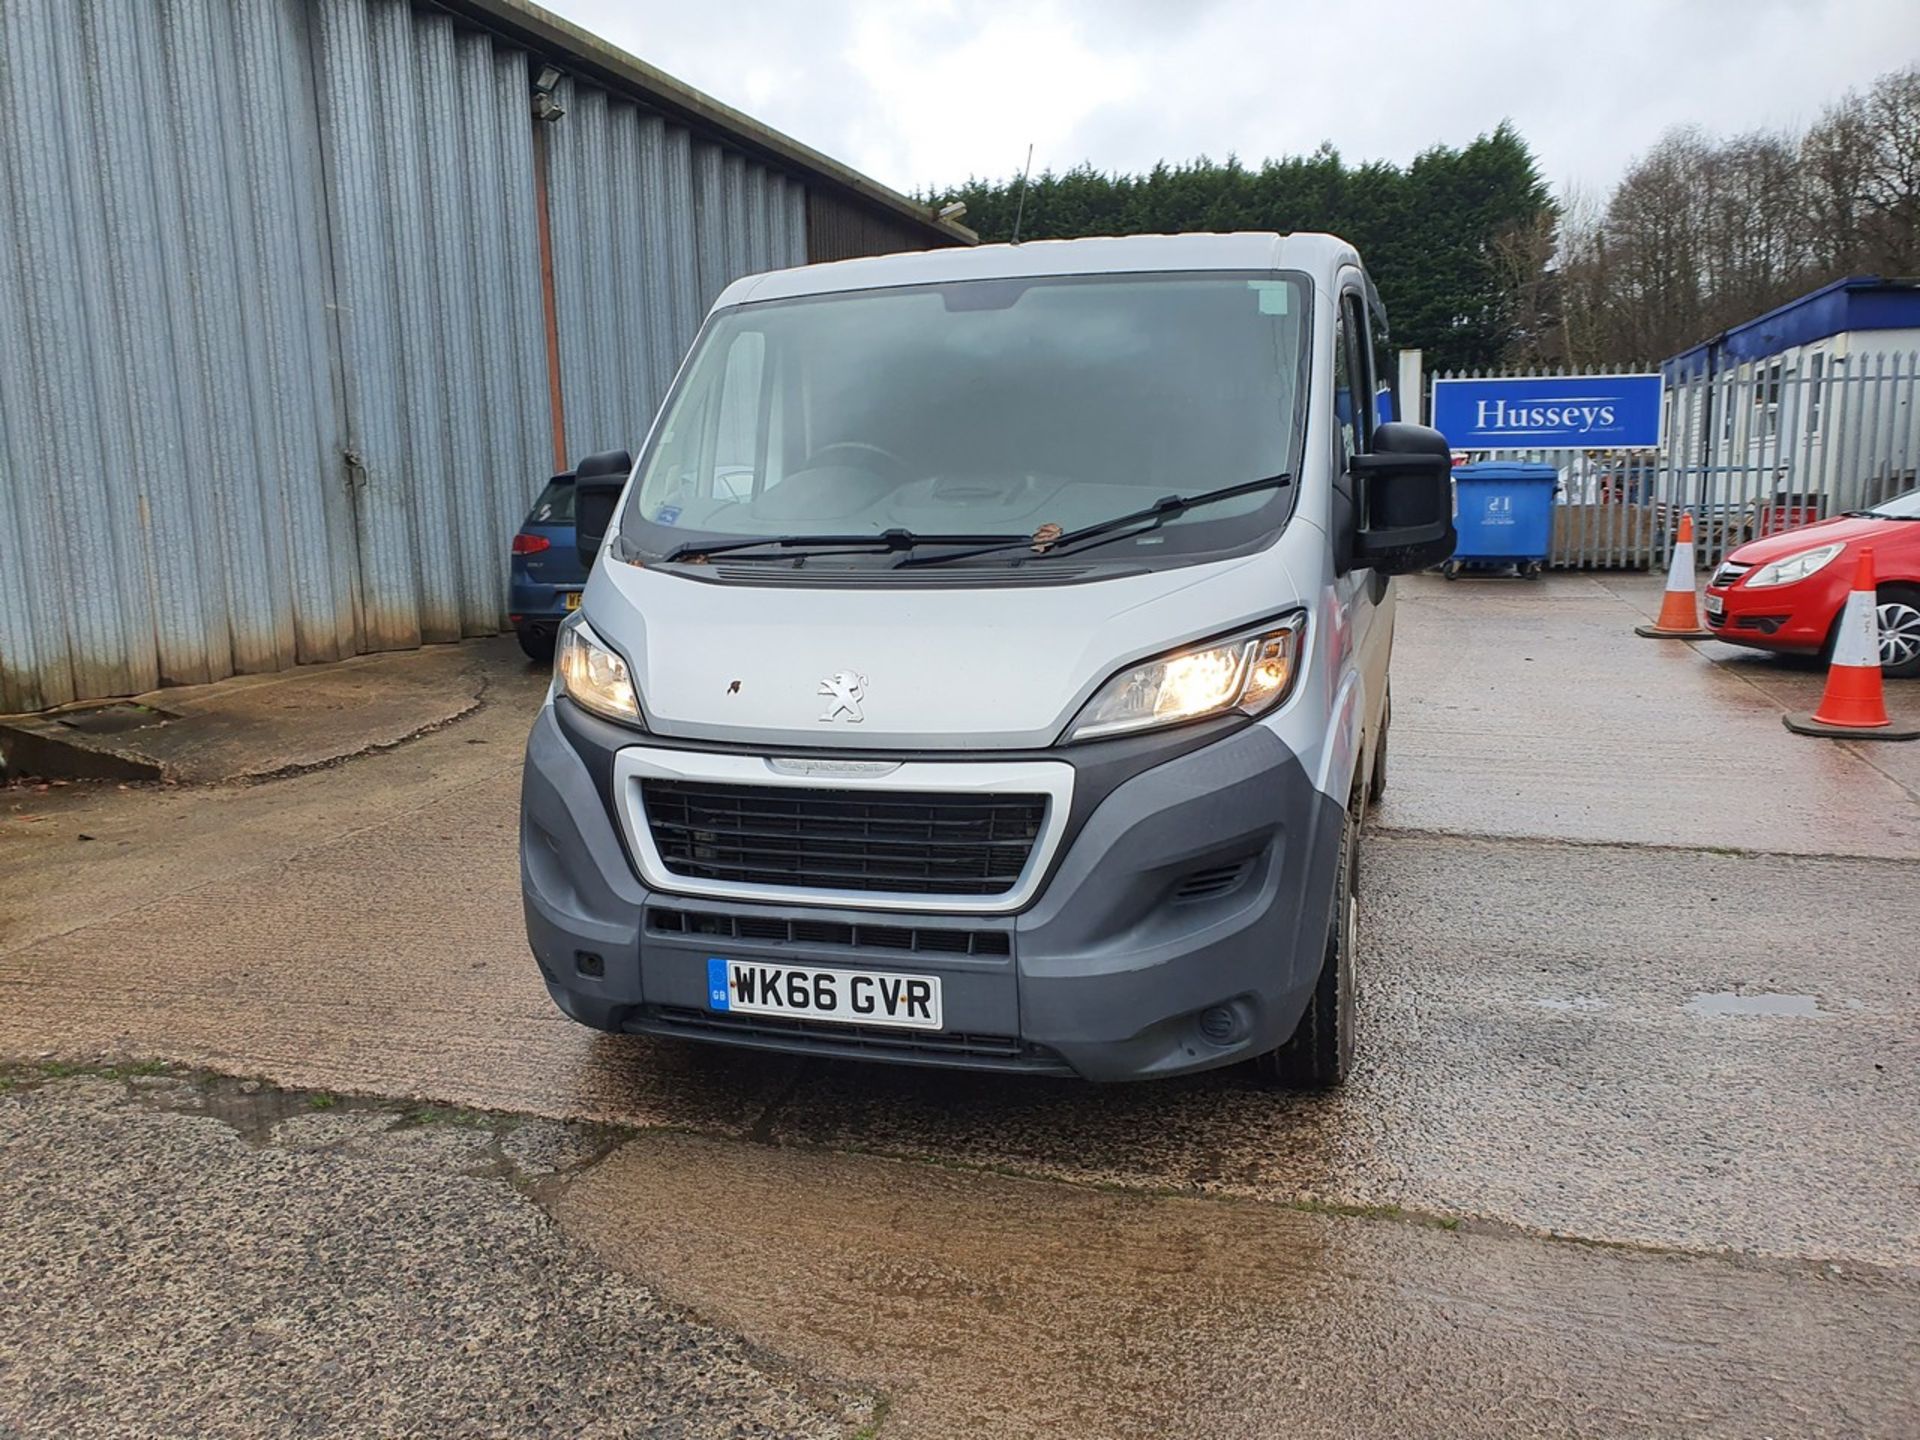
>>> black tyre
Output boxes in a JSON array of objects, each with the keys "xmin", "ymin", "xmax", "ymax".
[
  {"xmin": 1254, "ymin": 805, "xmax": 1357, "ymax": 1090},
  {"xmin": 516, "ymin": 628, "xmax": 556, "ymax": 665},
  {"xmin": 1367, "ymin": 691, "xmax": 1390, "ymax": 806},
  {"xmin": 1878, "ymin": 584, "xmax": 1920, "ymax": 679}
]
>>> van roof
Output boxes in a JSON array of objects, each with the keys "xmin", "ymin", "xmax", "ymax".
[{"xmin": 721, "ymin": 231, "xmax": 1361, "ymax": 306}]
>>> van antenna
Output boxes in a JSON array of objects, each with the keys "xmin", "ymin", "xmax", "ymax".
[{"xmin": 1009, "ymin": 144, "xmax": 1034, "ymax": 244}]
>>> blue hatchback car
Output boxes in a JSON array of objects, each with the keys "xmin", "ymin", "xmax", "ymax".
[{"xmin": 508, "ymin": 471, "xmax": 588, "ymax": 662}]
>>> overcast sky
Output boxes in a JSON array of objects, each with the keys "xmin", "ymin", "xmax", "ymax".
[{"xmin": 546, "ymin": 0, "xmax": 1917, "ymax": 202}]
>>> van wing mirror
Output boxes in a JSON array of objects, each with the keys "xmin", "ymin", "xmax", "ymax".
[
  {"xmin": 1352, "ymin": 422, "xmax": 1456, "ymax": 575},
  {"xmin": 572, "ymin": 449, "xmax": 633, "ymax": 569}
]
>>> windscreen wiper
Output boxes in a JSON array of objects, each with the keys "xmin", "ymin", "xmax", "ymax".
[
  {"xmin": 661, "ymin": 528, "xmax": 1025, "ymax": 563},
  {"xmin": 895, "ymin": 473, "xmax": 1293, "ymax": 569}
]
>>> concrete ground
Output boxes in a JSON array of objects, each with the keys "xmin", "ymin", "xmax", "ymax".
[
  {"xmin": 0, "ymin": 1074, "xmax": 862, "ymax": 1440},
  {"xmin": 0, "ymin": 643, "xmax": 494, "ymax": 785},
  {"xmin": 2, "ymin": 574, "xmax": 1917, "ymax": 1437}
]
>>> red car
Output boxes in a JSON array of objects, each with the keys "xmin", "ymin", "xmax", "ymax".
[{"xmin": 1705, "ymin": 487, "xmax": 1920, "ymax": 678}]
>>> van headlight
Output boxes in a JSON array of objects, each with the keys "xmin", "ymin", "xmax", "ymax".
[
  {"xmin": 1063, "ymin": 616, "xmax": 1304, "ymax": 742},
  {"xmin": 556, "ymin": 618, "xmax": 644, "ymax": 725},
  {"xmin": 1744, "ymin": 542, "xmax": 1844, "ymax": 588}
]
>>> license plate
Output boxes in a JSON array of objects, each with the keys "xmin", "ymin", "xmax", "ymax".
[
  {"xmin": 707, "ymin": 957, "xmax": 942, "ymax": 1030},
  {"xmin": 1705, "ymin": 593, "xmax": 1724, "ymax": 618},
  {"xmin": 564, "ymin": 592, "xmax": 582, "ymax": 611}
]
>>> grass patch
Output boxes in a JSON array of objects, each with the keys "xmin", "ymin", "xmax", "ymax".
[
  {"xmin": 394, "ymin": 1105, "xmax": 496, "ymax": 1130},
  {"xmin": 1291, "ymin": 1196, "xmax": 1406, "ymax": 1223},
  {"xmin": 849, "ymin": 1396, "xmax": 892, "ymax": 1439},
  {"xmin": 10, "ymin": 1057, "xmax": 176, "ymax": 1083},
  {"xmin": 307, "ymin": 1093, "xmax": 338, "ymax": 1111}
]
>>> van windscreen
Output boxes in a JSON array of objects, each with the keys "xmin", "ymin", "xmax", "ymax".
[{"xmin": 621, "ymin": 271, "xmax": 1310, "ymax": 567}]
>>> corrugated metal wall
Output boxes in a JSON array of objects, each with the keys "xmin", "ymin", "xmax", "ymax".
[
  {"xmin": 543, "ymin": 77, "xmax": 805, "ymax": 463},
  {"xmin": 0, "ymin": 0, "xmax": 352, "ymax": 709},
  {"xmin": 0, "ymin": 0, "xmax": 820, "ymax": 711},
  {"xmin": 309, "ymin": 0, "xmax": 557, "ymax": 652},
  {"xmin": 806, "ymin": 188, "xmax": 942, "ymax": 262}
]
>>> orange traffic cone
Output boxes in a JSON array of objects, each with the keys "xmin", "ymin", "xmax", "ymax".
[
  {"xmin": 1785, "ymin": 548, "xmax": 1920, "ymax": 740},
  {"xmin": 1635, "ymin": 513, "xmax": 1715, "ymax": 639}
]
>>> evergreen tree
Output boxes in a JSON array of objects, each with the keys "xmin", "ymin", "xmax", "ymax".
[{"xmin": 932, "ymin": 125, "xmax": 1553, "ymax": 370}]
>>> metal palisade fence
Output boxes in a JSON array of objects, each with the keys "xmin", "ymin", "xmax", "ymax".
[{"xmin": 1428, "ymin": 354, "xmax": 1920, "ymax": 571}]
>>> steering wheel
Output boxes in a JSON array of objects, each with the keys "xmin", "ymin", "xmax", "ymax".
[{"xmin": 804, "ymin": 441, "xmax": 912, "ymax": 478}]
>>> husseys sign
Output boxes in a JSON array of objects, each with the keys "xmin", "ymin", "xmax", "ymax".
[{"xmin": 1432, "ymin": 374, "xmax": 1663, "ymax": 451}]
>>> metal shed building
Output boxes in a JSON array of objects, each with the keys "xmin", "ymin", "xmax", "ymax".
[{"xmin": 0, "ymin": 0, "xmax": 972, "ymax": 713}]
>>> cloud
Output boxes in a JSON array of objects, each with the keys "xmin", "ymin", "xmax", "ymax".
[{"xmin": 548, "ymin": 0, "xmax": 1920, "ymax": 197}]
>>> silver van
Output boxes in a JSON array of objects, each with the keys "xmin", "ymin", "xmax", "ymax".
[{"xmin": 519, "ymin": 233, "xmax": 1454, "ymax": 1086}]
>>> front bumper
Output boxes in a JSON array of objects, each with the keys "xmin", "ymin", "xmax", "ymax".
[
  {"xmin": 519, "ymin": 704, "xmax": 1346, "ymax": 1082},
  {"xmin": 1704, "ymin": 578, "xmax": 1839, "ymax": 652}
]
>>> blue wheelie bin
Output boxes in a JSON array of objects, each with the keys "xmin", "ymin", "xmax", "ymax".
[{"xmin": 1445, "ymin": 461, "xmax": 1559, "ymax": 578}]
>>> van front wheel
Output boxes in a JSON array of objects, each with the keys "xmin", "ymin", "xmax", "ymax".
[{"xmin": 1254, "ymin": 807, "xmax": 1357, "ymax": 1089}]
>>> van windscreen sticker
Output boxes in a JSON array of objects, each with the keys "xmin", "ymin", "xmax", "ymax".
[{"xmin": 1247, "ymin": 280, "xmax": 1292, "ymax": 315}]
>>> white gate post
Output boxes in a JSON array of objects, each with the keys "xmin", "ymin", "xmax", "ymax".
[{"xmin": 1397, "ymin": 348, "xmax": 1424, "ymax": 426}]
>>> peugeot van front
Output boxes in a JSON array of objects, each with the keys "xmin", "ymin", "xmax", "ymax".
[{"xmin": 519, "ymin": 233, "xmax": 1454, "ymax": 1086}]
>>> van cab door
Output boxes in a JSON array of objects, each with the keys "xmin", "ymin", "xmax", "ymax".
[{"xmin": 1329, "ymin": 277, "xmax": 1395, "ymax": 775}]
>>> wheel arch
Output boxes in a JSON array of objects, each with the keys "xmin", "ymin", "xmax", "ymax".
[{"xmin": 1312, "ymin": 668, "xmax": 1367, "ymax": 816}]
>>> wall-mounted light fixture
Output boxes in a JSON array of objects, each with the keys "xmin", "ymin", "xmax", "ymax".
[{"xmin": 531, "ymin": 63, "xmax": 565, "ymax": 122}]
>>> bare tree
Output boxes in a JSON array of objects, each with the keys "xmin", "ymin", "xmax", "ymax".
[
  {"xmin": 1801, "ymin": 91, "xmax": 1874, "ymax": 272},
  {"xmin": 1547, "ymin": 185, "xmax": 1616, "ymax": 366},
  {"xmin": 1601, "ymin": 128, "xmax": 1716, "ymax": 359},
  {"xmin": 1488, "ymin": 208, "xmax": 1561, "ymax": 366},
  {"xmin": 1859, "ymin": 66, "xmax": 1920, "ymax": 272},
  {"xmin": 1703, "ymin": 131, "xmax": 1806, "ymax": 322},
  {"xmin": 1567, "ymin": 64, "xmax": 1920, "ymax": 367}
]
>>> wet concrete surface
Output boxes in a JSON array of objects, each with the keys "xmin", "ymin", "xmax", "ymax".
[
  {"xmin": 3, "ymin": 578, "xmax": 1918, "ymax": 1434},
  {"xmin": 0, "ymin": 658, "xmax": 548, "ymax": 958},
  {"xmin": 1387, "ymin": 574, "xmax": 1920, "ymax": 856},
  {"xmin": 758, "ymin": 832, "xmax": 1920, "ymax": 1268},
  {"xmin": 4, "ymin": 761, "xmax": 1914, "ymax": 1266},
  {"xmin": 562, "ymin": 1132, "xmax": 1920, "ymax": 1440},
  {"xmin": 0, "ymin": 1075, "xmax": 862, "ymax": 1439},
  {"xmin": 0, "ymin": 640, "xmax": 500, "ymax": 785}
]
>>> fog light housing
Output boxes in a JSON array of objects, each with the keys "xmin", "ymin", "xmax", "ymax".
[{"xmin": 1198, "ymin": 1004, "xmax": 1240, "ymax": 1045}]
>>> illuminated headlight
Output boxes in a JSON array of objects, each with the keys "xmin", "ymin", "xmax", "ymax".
[
  {"xmin": 1745, "ymin": 543, "xmax": 1844, "ymax": 588},
  {"xmin": 556, "ymin": 618, "xmax": 643, "ymax": 725},
  {"xmin": 1064, "ymin": 617, "xmax": 1303, "ymax": 742}
]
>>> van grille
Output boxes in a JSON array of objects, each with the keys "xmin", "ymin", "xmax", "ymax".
[
  {"xmin": 647, "ymin": 907, "xmax": 1011, "ymax": 957},
  {"xmin": 638, "ymin": 780, "xmax": 1046, "ymax": 897}
]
